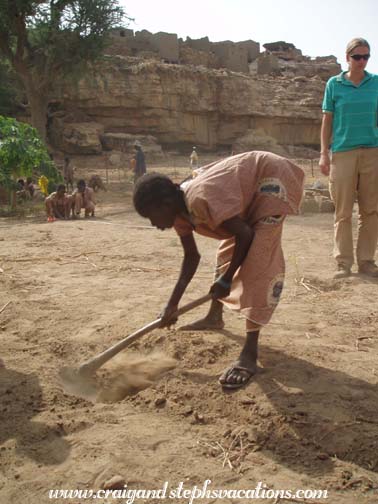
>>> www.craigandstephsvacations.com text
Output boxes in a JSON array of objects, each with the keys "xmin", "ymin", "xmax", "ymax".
[{"xmin": 49, "ymin": 480, "xmax": 329, "ymax": 502}]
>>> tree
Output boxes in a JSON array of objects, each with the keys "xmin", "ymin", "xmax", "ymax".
[
  {"xmin": 0, "ymin": 115, "xmax": 60, "ymax": 207},
  {"xmin": 0, "ymin": 1, "xmax": 126, "ymax": 141},
  {"xmin": 0, "ymin": 59, "xmax": 22, "ymax": 116}
]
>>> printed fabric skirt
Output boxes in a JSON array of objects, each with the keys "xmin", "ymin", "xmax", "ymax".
[{"xmin": 215, "ymin": 216, "xmax": 285, "ymax": 331}]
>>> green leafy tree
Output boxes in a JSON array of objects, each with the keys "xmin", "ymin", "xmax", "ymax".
[
  {"xmin": 0, "ymin": 115, "xmax": 60, "ymax": 207},
  {"xmin": 0, "ymin": 0, "xmax": 126, "ymax": 141}
]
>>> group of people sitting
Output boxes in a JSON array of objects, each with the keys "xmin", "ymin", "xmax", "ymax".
[
  {"xmin": 16, "ymin": 177, "xmax": 35, "ymax": 200},
  {"xmin": 45, "ymin": 179, "xmax": 96, "ymax": 222}
]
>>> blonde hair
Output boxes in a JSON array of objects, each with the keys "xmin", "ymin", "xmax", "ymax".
[{"xmin": 346, "ymin": 38, "xmax": 370, "ymax": 55}]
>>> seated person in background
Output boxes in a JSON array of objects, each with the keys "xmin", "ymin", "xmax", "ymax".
[
  {"xmin": 88, "ymin": 174, "xmax": 106, "ymax": 192},
  {"xmin": 45, "ymin": 184, "xmax": 72, "ymax": 221},
  {"xmin": 16, "ymin": 179, "xmax": 27, "ymax": 201},
  {"xmin": 16, "ymin": 178, "xmax": 33, "ymax": 201},
  {"xmin": 16, "ymin": 179, "xmax": 25, "ymax": 191},
  {"xmin": 73, "ymin": 179, "xmax": 96, "ymax": 218}
]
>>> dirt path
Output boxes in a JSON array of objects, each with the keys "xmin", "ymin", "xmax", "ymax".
[{"xmin": 1, "ymin": 168, "xmax": 378, "ymax": 503}]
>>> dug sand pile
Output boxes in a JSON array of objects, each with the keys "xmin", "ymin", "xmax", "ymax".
[{"xmin": 96, "ymin": 352, "xmax": 177, "ymax": 403}]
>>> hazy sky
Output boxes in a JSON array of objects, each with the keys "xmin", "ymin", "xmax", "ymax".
[{"xmin": 120, "ymin": 0, "xmax": 378, "ymax": 74}]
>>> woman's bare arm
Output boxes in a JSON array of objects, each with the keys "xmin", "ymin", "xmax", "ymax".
[{"xmin": 160, "ymin": 232, "xmax": 201, "ymax": 325}]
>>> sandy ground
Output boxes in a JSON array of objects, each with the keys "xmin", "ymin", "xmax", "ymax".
[{"xmin": 1, "ymin": 160, "xmax": 378, "ymax": 504}]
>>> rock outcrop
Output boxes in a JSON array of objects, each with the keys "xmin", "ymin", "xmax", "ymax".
[
  {"xmin": 107, "ymin": 30, "xmax": 339, "ymax": 79},
  {"xmin": 49, "ymin": 55, "xmax": 329, "ymax": 154},
  {"xmin": 49, "ymin": 121, "xmax": 104, "ymax": 154},
  {"xmin": 301, "ymin": 182, "xmax": 335, "ymax": 214},
  {"xmin": 101, "ymin": 132, "xmax": 164, "ymax": 161},
  {"xmin": 252, "ymin": 42, "xmax": 340, "ymax": 80}
]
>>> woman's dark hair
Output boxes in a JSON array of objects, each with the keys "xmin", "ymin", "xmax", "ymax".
[
  {"xmin": 77, "ymin": 179, "xmax": 86, "ymax": 188},
  {"xmin": 133, "ymin": 173, "xmax": 180, "ymax": 216},
  {"xmin": 57, "ymin": 184, "xmax": 66, "ymax": 192}
]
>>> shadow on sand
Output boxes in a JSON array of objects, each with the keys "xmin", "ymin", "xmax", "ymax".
[{"xmin": 0, "ymin": 363, "xmax": 70, "ymax": 465}]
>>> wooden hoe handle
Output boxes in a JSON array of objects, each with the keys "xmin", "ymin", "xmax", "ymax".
[{"xmin": 79, "ymin": 294, "xmax": 212, "ymax": 374}]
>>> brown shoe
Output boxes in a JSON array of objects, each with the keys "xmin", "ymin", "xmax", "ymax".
[
  {"xmin": 333, "ymin": 264, "xmax": 351, "ymax": 279},
  {"xmin": 358, "ymin": 261, "xmax": 378, "ymax": 278}
]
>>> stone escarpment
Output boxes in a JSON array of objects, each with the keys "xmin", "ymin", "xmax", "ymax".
[
  {"xmin": 48, "ymin": 57, "xmax": 334, "ymax": 157},
  {"xmin": 106, "ymin": 30, "xmax": 340, "ymax": 80}
]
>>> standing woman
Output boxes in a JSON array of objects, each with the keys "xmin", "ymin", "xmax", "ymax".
[{"xmin": 319, "ymin": 38, "xmax": 378, "ymax": 278}]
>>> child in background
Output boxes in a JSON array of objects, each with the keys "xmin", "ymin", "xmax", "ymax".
[
  {"xmin": 72, "ymin": 179, "xmax": 96, "ymax": 218},
  {"xmin": 45, "ymin": 184, "xmax": 72, "ymax": 221},
  {"xmin": 38, "ymin": 175, "xmax": 49, "ymax": 196},
  {"xmin": 190, "ymin": 147, "xmax": 199, "ymax": 169}
]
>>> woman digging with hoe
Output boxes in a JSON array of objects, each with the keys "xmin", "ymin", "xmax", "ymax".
[{"xmin": 133, "ymin": 152, "xmax": 304, "ymax": 390}]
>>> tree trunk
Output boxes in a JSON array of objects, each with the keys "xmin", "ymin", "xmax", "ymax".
[
  {"xmin": 5, "ymin": 25, "xmax": 51, "ymax": 144},
  {"xmin": 27, "ymin": 89, "xmax": 49, "ymax": 143},
  {"xmin": 22, "ymin": 78, "xmax": 49, "ymax": 143},
  {"xmin": 10, "ymin": 190, "xmax": 17, "ymax": 211}
]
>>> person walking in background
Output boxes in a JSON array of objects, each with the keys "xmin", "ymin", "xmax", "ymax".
[
  {"xmin": 190, "ymin": 146, "xmax": 199, "ymax": 169},
  {"xmin": 319, "ymin": 37, "xmax": 378, "ymax": 279},
  {"xmin": 133, "ymin": 142, "xmax": 146, "ymax": 183}
]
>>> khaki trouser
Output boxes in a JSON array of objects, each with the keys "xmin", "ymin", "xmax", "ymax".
[{"xmin": 329, "ymin": 148, "xmax": 378, "ymax": 268}]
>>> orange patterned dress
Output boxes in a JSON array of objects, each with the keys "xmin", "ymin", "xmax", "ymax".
[{"xmin": 173, "ymin": 151, "xmax": 304, "ymax": 329}]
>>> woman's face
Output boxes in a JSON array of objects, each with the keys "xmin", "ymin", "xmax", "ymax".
[
  {"xmin": 347, "ymin": 45, "xmax": 370, "ymax": 71},
  {"xmin": 145, "ymin": 202, "xmax": 177, "ymax": 230}
]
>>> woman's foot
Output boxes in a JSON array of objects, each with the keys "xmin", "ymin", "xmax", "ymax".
[
  {"xmin": 179, "ymin": 299, "xmax": 224, "ymax": 330},
  {"xmin": 179, "ymin": 316, "xmax": 225, "ymax": 331},
  {"xmin": 219, "ymin": 358, "xmax": 257, "ymax": 389},
  {"xmin": 219, "ymin": 330, "xmax": 259, "ymax": 389}
]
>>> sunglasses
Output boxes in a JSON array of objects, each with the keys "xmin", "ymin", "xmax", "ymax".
[{"xmin": 350, "ymin": 54, "xmax": 370, "ymax": 61}]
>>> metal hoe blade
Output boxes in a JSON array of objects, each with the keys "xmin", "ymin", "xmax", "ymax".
[{"xmin": 59, "ymin": 366, "xmax": 98, "ymax": 402}]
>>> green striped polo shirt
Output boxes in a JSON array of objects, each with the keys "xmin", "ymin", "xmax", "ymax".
[{"xmin": 322, "ymin": 71, "xmax": 378, "ymax": 152}]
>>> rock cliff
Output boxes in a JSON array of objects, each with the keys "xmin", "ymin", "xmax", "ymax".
[{"xmin": 49, "ymin": 54, "xmax": 332, "ymax": 156}]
